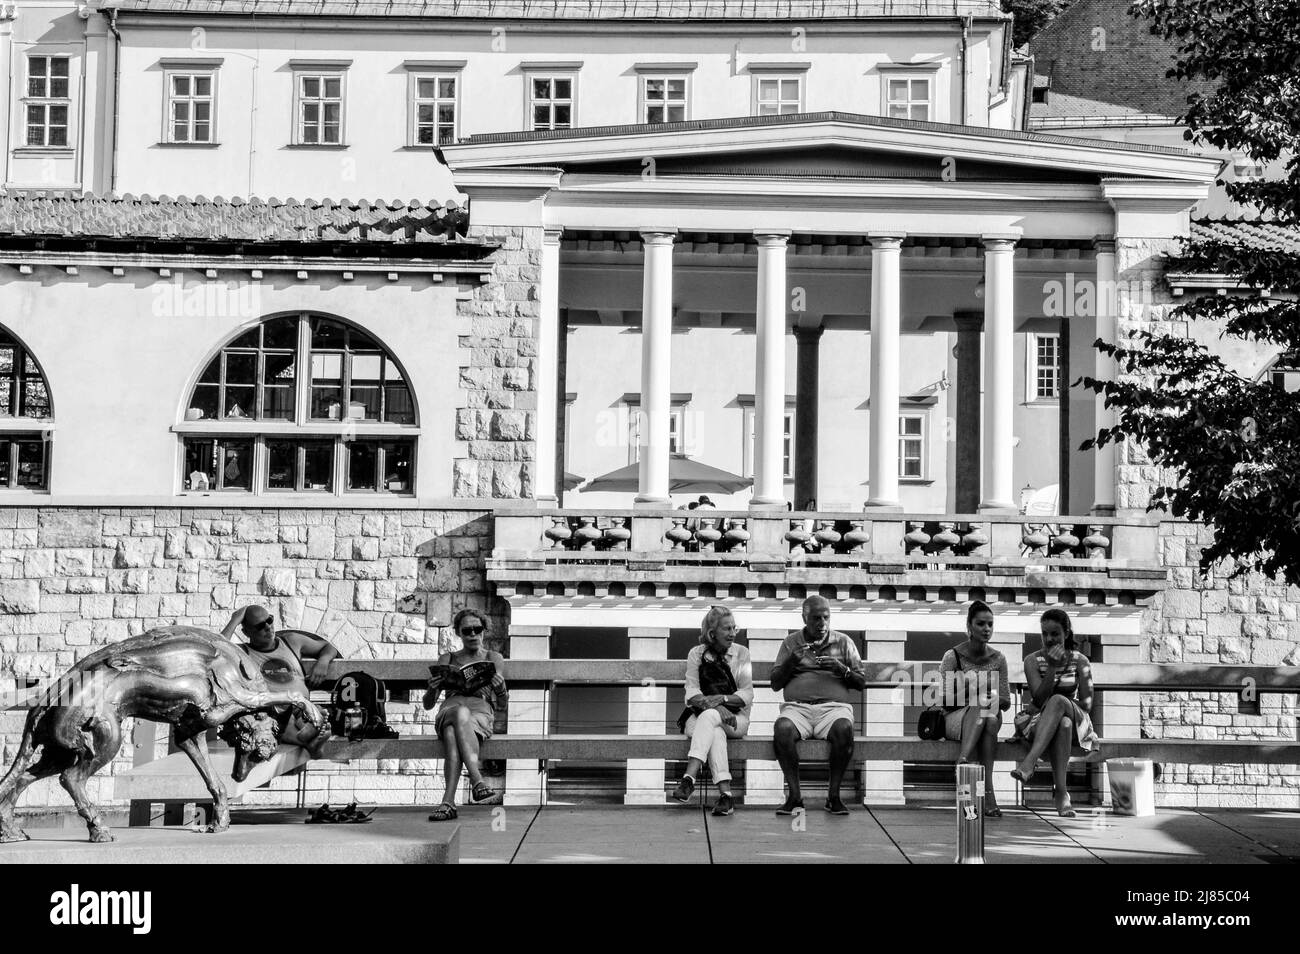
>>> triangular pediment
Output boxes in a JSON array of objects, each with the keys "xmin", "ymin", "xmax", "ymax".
[{"xmin": 442, "ymin": 111, "xmax": 1222, "ymax": 185}]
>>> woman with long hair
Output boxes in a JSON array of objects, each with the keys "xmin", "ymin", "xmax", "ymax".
[
  {"xmin": 1011, "ymin": 607, "xmax": 1099, "ymax": 817},
  {"xmin": 940, "ymin": 600, "xmax": 1010, "ymax": 817}
]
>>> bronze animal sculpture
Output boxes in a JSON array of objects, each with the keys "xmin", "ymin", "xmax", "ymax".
[{"xmin": 0, "ymin": 625, "xmax": 328, "ymax": 844}]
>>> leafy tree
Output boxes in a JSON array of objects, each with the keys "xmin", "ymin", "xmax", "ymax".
[
  {"xmin": 1002, "ymin": 0, "xmax": 1077, "ymax": 47},
  {"xmin": 1083, "ymin": 0, "xmax": 1300, "ymax": 584}
]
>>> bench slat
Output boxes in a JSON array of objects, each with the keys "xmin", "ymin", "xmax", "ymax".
[{"xmin": 321, "ymin": 735, "xmax": 1300, "ymax": 765}]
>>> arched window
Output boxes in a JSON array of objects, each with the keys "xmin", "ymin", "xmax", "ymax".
[
  {"xmin": 0, "ymin": 328, "xmax": 52, "ymax": 491},
  {"xmin": 182, "ymin": 314, "xmax": 417, "ymax": 495}
]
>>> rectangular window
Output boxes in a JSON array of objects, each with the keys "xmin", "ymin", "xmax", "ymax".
[
  {"xmin": 742, "ymin": 406, "xmax": 796, "ymax": 480},
  {"xmin": 886, "ymin": 77, "xmax": 931, "ymax": 121},
  {"xmin": 266, "ymin": 439, "xmax": 334, "ymax": 493},
  {"xmin": 1034, "ymin": 334, "xmax": 1061, "ymax": 400},
  {"xmin": 530, "ymin": 76, "xmax": 573, "ymax": 131},
  {"xmin": 642, "ymin": 75, "xmax": 687, "ymax": 124},
  {"xmin": 755, "ymin": 76, "xmax": 802, "ymax": 116},
  {"xmin": 166, "ymin": 71, "xmax": 216, "ymax": 143},
  {"xmin": 346, "ymin": 438, "xmax": 415, "ymax": 494},
  {"xmin": 296, "ymin": 72, "xmax": 344, "ymax": 145},
  {"xmin": 183, "ymin": 437, "xmax": 254, "ymax": 492},
  {"xmin": 627, "ymin": 403, "xmax": 688, "ymax": 463},
  {"xmin": 25, "ymin": 55, "xmax": 70, "ymax": 147},
  {"xmin": 0, "ymin": 437, "xmax": 48, "ymax": 490},
  {"xmin": 899, "ymin": 415, "xmax": 925, "ymax": 479},
  {"xmin": 412, "ymin": 75, "xmax": 457, "ymax": 145}
]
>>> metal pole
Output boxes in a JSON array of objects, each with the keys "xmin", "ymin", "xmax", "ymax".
[{"xmin": 955, "ymin": 762, "xmax": 985, "ymax": 864}]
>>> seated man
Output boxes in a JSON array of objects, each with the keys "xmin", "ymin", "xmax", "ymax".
[
  {"xmin": 222, "ymin": 605, "xmax": 339, "ymax": 750},
  {"xmin": 770, "ymin": 595, "xmax": 866, "ymax": 816}
]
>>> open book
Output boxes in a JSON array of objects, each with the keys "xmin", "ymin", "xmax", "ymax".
[{"xmin": 428, "ymin": 660, "xmax": 497, "ymax": 696}]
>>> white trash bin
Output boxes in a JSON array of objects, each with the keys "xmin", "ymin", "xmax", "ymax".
[{"xmin": 1108, "ymin": 759, "xmax": 1156, "ymax": 816}]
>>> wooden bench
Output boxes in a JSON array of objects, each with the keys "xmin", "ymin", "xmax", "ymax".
[{"xmin": 79, "ymin": 659, "xmax": 1300, "ymax": 816}]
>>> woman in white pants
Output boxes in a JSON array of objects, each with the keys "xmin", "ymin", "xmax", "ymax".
[{"xmin": 671, "ymin": 606, "xmax": 754, "ymax": 816}]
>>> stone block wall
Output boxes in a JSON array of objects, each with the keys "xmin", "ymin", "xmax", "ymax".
[
  {"xmin": 453, "ymin": 224, "xmax": 542, "ymax": 499},
  {"xmin": 0, "ymin": 506, "xmax": 503, "ymax": 812}
]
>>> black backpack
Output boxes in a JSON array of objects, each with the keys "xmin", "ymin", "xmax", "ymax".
[{"xmin": 329, "ymin": 671, "xmax": 397, "ymax": 740}]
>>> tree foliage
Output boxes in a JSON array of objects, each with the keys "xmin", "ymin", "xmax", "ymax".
[
  {"xmin": 1082, "ymin": 0, "xmax": 1300, "ymax": 584},
  {"xmin": 1001, "ymin": 0, "xmax": 1076, "ymax": 48}
]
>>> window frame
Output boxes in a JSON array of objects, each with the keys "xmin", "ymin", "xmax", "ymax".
[
  {"xmin": 1026, "ymin": 332, "xmax": 1062, "ymax": 403},
  {"xmin": 162, "ymin": 66, "xmax": 219, "ymax": 145},
  {"xmin": 407, "ymin": 70, "xmax": 461, "ymax": 147},
  {"xmin": 898, "ymin": 412, "xmax": 928, "ymax": 481},
  {"xmin": 877, "ymin": 63, "xmax": 941, "ymax": 122},
  {"xmin": 740, "ymin": 398, "xmax": 797, "ymax": 481},
  {"xmin": 180, "ymin": 314, "xmax": 418, "ymax": 498},
  {"xmin": 638, "ymin": 73, "xmax": 691, "ymax": 125},
  {"xmin": 624, "ymin": 396, "xmax": 691, "ymax": 465},
  {"xmin": 292, "ymin": 68, "xmax": 347, "ymax": 147},
  {"xmin": 23, "ymin": 53, "xmax": 72, "ymax": 149},
  {"xmin": 525, "ymin": 73, "xmax": 577, "ymax": 132},
  {"xmin": 751, "ymin": 74, "xmax": 804, "ymax": 116}
]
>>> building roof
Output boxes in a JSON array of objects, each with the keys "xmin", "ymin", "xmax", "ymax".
[
  {"xmin": 116, "ymin": 0, "xmax": 1006, "ymax": 20},
  {"xmin": 459, "ymin": 109, "xmax": 1195, "ymax": 156},
  {"xmin": 0, "ymin": 194, "xmax": 470, "ymax": 244},
  {"xmin": 1191, "ymin": 220, "xmax": 1300, "ymax": 257},
  {"xmin": 1028, "ymin": 0, "xmax": 1213, "ymax": 123}
]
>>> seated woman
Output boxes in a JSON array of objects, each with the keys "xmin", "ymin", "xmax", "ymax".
[
  {"xmin": 423, "ymin": 609, "xmax": 509, "ymax": 822},
  {"xmin": 1011, "ymin": 607, "xmax": 1099, "ymax": 817},
  {"xmin": 671, "ymin": 606, "xmax": 754, "ymax": 816},
  {"xmin": 939, "ymin": 600, "xmax": 1010, "ymax": 817}
]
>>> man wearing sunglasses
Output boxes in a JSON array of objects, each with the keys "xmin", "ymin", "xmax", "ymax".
[{"xmin": 222, "ymin": 604, "xmax": 341, "ymax": 748}]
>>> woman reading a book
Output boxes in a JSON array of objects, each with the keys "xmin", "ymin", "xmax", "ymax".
[
  {"xmin": 423, "ymin": 608, "xmax": 509, "ymax": 821},
  {"xmin": 671, "ymin": 605, "xmax": 753, "ymax": 816}
]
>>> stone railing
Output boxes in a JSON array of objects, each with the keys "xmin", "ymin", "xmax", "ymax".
[{"xmin": 488, "ymin": 509, "xmax": 1166, "ymax": 603}]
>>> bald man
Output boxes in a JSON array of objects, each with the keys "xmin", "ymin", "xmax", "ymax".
[{"xmin": 770, "ymin": 595, "xmax": 866, "ymax": 816}]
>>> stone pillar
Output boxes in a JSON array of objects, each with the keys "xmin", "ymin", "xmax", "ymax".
[
  {"xmin": 793, "ymin": 325, "xmax": 822, "ymax": 510},
  {"xmin": 0, "ymin": 3, "xmax": 16, "ymax": 167},
  {"xmin": 867, "ymin": 232, "xmax": 905, "ymax": 510},
  {"xmin": 988, "ymin": 630, "xmax": 1023, "ymax": 808},
  {"xmin": 953, "ymin": 310, "xmax": 983, "ymax": 513},
  {"xmin": 636, "ymin": 230, "xmax": 676, "ymax": 506},
  {"xmin": 862, "ymin": 631, "xmax": 905, "ymax": 804},
  {"xmin": 1097, "ymin": 634, "xmax": 1143, "ymax": 806},
  {"xmin": 1093, "ymin": 238, "xmax": 1118, "ymax": 515},
  {"xmin": 744, "ymin": 629, "xmax": 788, "ymax": 805},
  {"xmin": 980, "ymin": 234, "xmax": 1018, "ymax": 513},
  {"xmin": 534, "ymin": 229, "xmax": 562, "ymax": 505},
  {"xmin": 753, "ymin": 231, "xmax": 791, "ymax": 508},
  {"xmin": 504, "ymin": 626, "xmax": 550, "ymax": 806},
  {"xmin": 626, "ymin": 627, "xmax": 669, "ymax": 804}
]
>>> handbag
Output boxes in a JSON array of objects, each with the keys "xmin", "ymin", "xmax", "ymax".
[
  {"xmin": 676, "ymin": 649, "xmax": 739, "ymax": 733},
  {"xmin": 917, "ymin": 649, "xmax": 962, "ymax": 740}
]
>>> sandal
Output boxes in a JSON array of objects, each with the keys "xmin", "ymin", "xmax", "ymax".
[
  {"xmin": 427, "ymin": 802, "xmax": 458, "ymax": 822},
  {"xmin": 471, "ymin": 782, "xmax": 499, "ymax": 804}
]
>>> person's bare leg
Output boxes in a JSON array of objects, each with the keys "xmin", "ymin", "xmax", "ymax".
[
  {"xmin": 773, "ymin": 717, "xmax": 802, "ymax": 802},
  {"xmin": 1051, "ymin": 716, "xmax": 1075, "ymax": 816},
  {"xmin": 682, "ymin": 757, "xmax": 704, "ymax": 781},
  {"xmin": 979, "ymin": 715, "xmax": 1002, "ymax": 813},
  {"xmin": 1014, "ymin": 695, "xmax": 1069, "ymax": 779},
  {"xmin": 826, "ymin": 720, "xmax": 854, "ymax": 803},
  {"xmin": 453, "ymin": 708, "xmax": 484, "ymax": 787},
  {"xmin": 441, "ymin": 722, "xmax": 462, "ymax": 804},
  {"xmin": 958, "ymin": 707, "xmax": 983, "ymax": 763}
]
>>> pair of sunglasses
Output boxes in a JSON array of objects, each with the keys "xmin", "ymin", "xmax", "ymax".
[{"xmin": 460, "ymin": 625, "xmax": 485, "ymax": 636}]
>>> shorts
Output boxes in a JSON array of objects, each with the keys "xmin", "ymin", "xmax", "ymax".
[
  {"xmin": 778, "ymin": 701, "xmax": 855, "ymax": 741},
  {"xmin": 435, "ymin": 695, "xmax": 495, "ymax": 741}
]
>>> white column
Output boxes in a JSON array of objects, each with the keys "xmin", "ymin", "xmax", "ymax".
[
  {"xmin": 752, "ymin": 231, "xmax": 791, "ymax": 508},
  {"xmin": 636, "ymin": 230, "xmax": 675, "ymax": 506},
  {"xmin": 862, "ymin": 632, "xmax": 905, "ymax": 805},
  {"xmin": 980, "ymin": 234, "xmax": 1018, "ymax": 512},
  {"xmin": 534, "ymin": 229, "xmax": 562, "ymax": 504},
  {"xmin": 866, "ymin": 232, "xmax": 905, "ymax": 510},
  {"xmin": 744, "ymin": 629, "xmax": 788, "ymax": 805},
  {"xmin": 625, "ymin": 627, "xmax": 669, "ymax": 805},
  {"xmin": 0, "ymin": 4, "xmax": 16, "ymax": 170},
  {"xmin": 503, "ymin": 626, "xmax": 550, "ymax": 806},
  {"xmin": 1093, "ymin": 238, "xmax": 1118, "ymax": 515}
]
